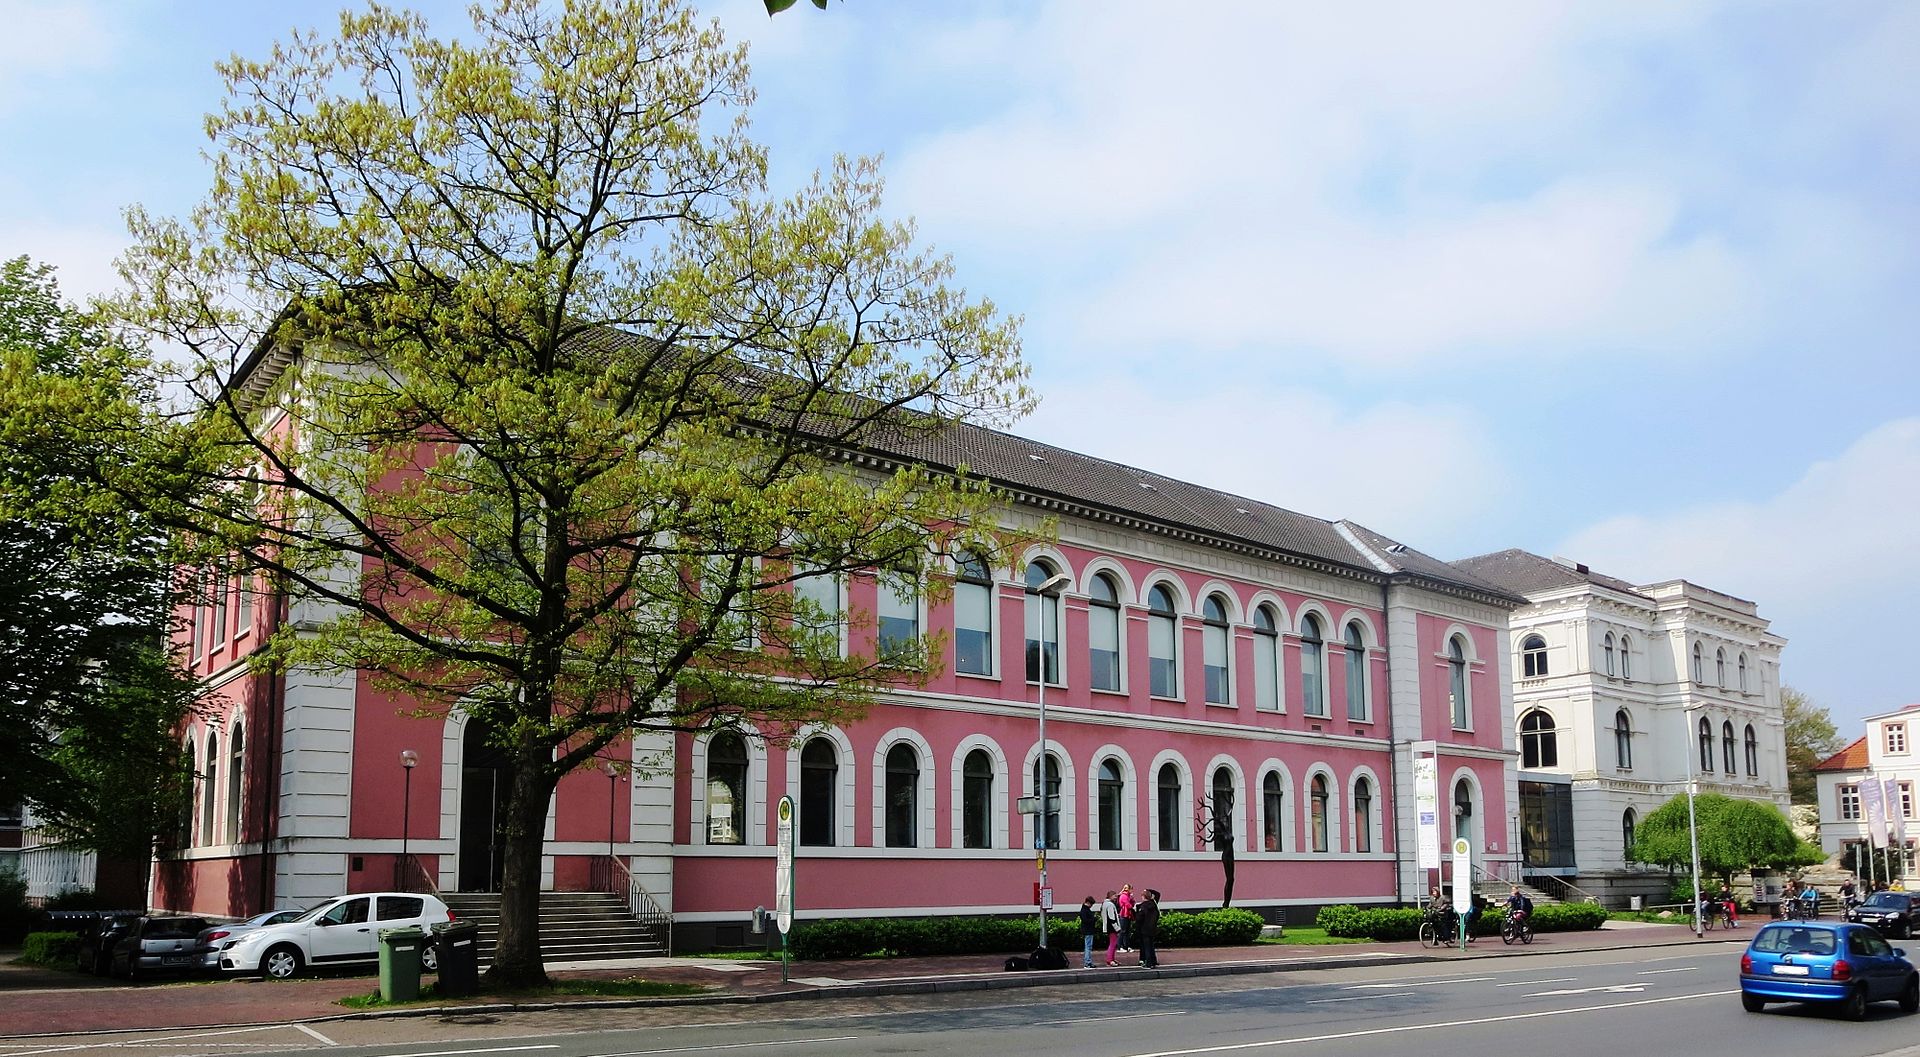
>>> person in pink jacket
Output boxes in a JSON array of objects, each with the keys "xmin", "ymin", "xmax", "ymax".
[{"xmin": 1117, "ymin": 884, "xmax": 1135, "ymax": 952}]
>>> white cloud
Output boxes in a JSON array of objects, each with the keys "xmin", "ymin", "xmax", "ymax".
[
  {"xmin": 1020, "ymin": 377, "xmax": 1507, "ymax": 545},
  {"xmin": 0, "ymin": 218, "xmax": 129, "ymax": 303}
]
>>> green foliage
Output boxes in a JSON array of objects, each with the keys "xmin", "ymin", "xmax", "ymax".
[
  {"xmin": 1783, "ymin": 687, "xmax": 1840, "ymax": 805},
  {"xmin": 1529, "ymin": 902, "xmax": 1610, "ymax": 931},
  {"xmin": 764, "ymin": 0, "xmax": 829, "ymax": 12},
  {"xmin": 789, "ymin": 909, "xmax": 1263, "ymax": 960},
  {"xmin": 19, "ymin": 931, "xmax": 81, "ymax": 966},
  {"xmin": 1629, "ymin": 793, "xmax": 1823, "ymax": 875},
  {"xmin": 1315, "ymin": 902, "xmax": 1607, "ymax": 941},
  {"xmin": 1156, "ymin": 909, "xmax": 1265, "ymax": 947}
]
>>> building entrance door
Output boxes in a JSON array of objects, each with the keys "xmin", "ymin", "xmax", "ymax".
[{"xmin": 458, "ymin": 721, "xmax": 510, "ymax": 892}]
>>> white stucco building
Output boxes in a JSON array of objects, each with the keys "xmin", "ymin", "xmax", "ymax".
[
  {"xmin": 1813, "ymin": 704, "xmax": 1920, "ymax": 879},
  {"xmin": 1449, "ymin": 550, "xmax": 1789, "ymax": 904}
]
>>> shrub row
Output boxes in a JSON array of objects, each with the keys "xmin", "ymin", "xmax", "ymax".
[
  {"xmin": 789, "ymin": 908, "xmax": 1266, "ymax": 960},
  {"xmin": 1315, "ymin": 901, "xmax": 1609, "ymax": 941},
  {"xmin": 20, "ymin": 931, "xmax": 80, "ymax": 966}
]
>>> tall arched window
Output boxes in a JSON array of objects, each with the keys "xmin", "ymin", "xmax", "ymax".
[
  {"xmin": 1448, "ymin": 636, "xmax": 1470, "ymax": 729},
  {"xmin": 1211, "ymin": 766, "xmax": 1235, "ymax": 839},
  {"xmin": 1716, "ymin": 648, "xmax": 1727, "ymax": 687},
  {"xmin": 1035, "ymin": 753, "xmax": 1063, "ymax": 850},
  {"xmin": 1300, "ymin": 614, "xmax": 1327, "ymax": 717},
  {"xmin": 1148, "ymin": 585, "xmax": 1179, "ymax": 698},
  {"xmin": 1520, "ymin": 709, "xmax": 1558, "ymax": 768},
  {"xmin": 201, "ymin": 731, "xmax": 219, "ymax": 845},
  {"xmin": 1738, "ymin": 653, "xmax": 1749, "ymax": 692},
  {"xmin": 1089, "ymin": 573, "xmax": 1122, "ymax": 692},
  {"xmin": 226, "ymin": 724, "xmax": 245, "ymax": 841},
  {"xmin": 799, "ymin": 738, "xmax": 838, "ymax": 846},
  {"xmin": 1614, "ymin": 710, "xmax": 1633, "ymax": 770},
  {"xmin": 1622, "ymin": 808, "xmax": 1637, "ymax": 855},
  {"xmin": 1353, "ymin": 777, "xmax": 1373, "ymax": 853},
  {"xmin": 954, "ymin": 552, "xmax": 993, "ymax": 675},
  {"xmin": 1202, "ymin": 595, "xmax": 1231, "ymax": 704},
  {"xmin": 1253, "ymin": 605, "xmax": 1280, "ymax": 712},
  {"xmin": 706, "ymin": 733, "xmax": 748, "ymax": 845},
  {"xmin": 1157, "ymin": 763, "xmax": 1182, "ymax": 851},
  {"xmin": 1620, "ymin": 635, "xmax": 1633, "ymax": 680},
  {"xmin": 1691, "ymin": 641, "xmax": 1704, "ymax": 682},
  {"xmin": 962, "ymin": 748, "xmax": 994, "ymax": 849},
  {"xmin": 1261, "ymin": 772, "xmax": 1284, "ymax": 852},
  {"xmin": 1453, "ymin": 778, "xmax": 1474, "ymax": 840},
  {"xmin": 1745, "ymin": 724, "xmax": 1759, "ymax": 777},
  {"xmin": 1521, "ymin": 634, "xmax": 1548, "ymax": 678},
  {"xmin": 876, "ymin": 560, "xmax": 920, "ymax": 662},
  {"xmin": 1097, "ymin": 760, "xmax": 1124, "ymax": 851},
  {"xmin": 1698, "ymin": 717, "xmax": 1715, "ymax": 772},
  {"xmin": 1310, "ymin": 774, "xmax": 1330, "ymax": 852},
  {"xmin": 1602, "ymin": 632, "xmax": 1616, "ymax": 677},
  {"xmin": 792, "ymin": 561, "xmax": 843, "ymax": 657},
  {"xmin": 884, "ymin": 743, "xmax": 920, "ymax": 848},
  {"xmin": 1025, "ymin": 561, "xmax": 1064, "ymax": 685},
  {"xmin": 1722, "ymin": 720, "xmax": 1736, "ymax": 774},
  {"xmin": 1344, "ymin": 622, "xmax": 1368, "ymax": 721}
]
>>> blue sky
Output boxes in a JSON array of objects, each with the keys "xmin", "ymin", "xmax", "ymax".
[{"xmin": 3, "ymin": 0, "xmax": 1915, "ymax": 731}]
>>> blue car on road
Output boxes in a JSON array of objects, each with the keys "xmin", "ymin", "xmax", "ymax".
[{"xmin": 1740, "ymin": 921, "xmax": 1920, "ymax": 1020}]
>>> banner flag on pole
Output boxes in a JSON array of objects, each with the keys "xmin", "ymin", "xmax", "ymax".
[
  {"xmin": 1885, "ymin": 777, "xmax": 1907, "ymax": 846},
  {"xmin": 1862, "ymin": 779, "xmax": 1889, "ymax": 848}
]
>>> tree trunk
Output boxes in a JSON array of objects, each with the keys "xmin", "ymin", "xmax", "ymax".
[
  {"xmin": 484, "ymin": 753, "xmax": 554, "ymax": 989},
  {"xmin": 1220, "ymin": 839, "xmax": 1235, "ymax": 909}
]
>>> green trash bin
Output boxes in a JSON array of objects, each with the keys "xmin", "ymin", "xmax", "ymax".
[{"xmin": 378, "ymin": 926, "xmax": 425, "ymax": 1003}]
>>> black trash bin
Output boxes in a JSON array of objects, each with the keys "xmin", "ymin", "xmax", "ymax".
[{"xmin": 433, "ymin": 920, "xmax": 481, "ymax": 997}]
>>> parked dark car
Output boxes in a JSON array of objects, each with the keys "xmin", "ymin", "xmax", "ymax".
[
  {"xmin": 53, "ymin": 911, "xmax": 143, "ymax": 976},
  {"xmin": 110, "ymin": 916, "xmax": 211, "ymax": 981},
  {"xmin": 1847, "ymin": 892, "xmax": 1920, "ymax": 939}
]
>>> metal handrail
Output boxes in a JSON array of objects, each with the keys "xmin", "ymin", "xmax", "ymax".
[
  {"xmin": 1531, "ymin": 874, "xmax": 1602, "ymax": 904},
  {"xmin": 606, "ymin": 854, "xmax": 674, "ymax": 957},
  {"xmin": 394, "ymin": 852, "xmax": 440, "ymax": 896}
]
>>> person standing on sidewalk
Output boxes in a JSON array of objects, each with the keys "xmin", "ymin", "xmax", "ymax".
[
  {"xmin": 1118, "ymin": 884, "xmax": 1135, "ymax": 952},
  {"xmin": 1078, "ymin": 896, "xmax": 1099, "ymax": 968},
  {"xmin": 1102, "ymin": 891, "xmax": 1122, "ymax": 966},
  {"xmin": 1135, "ymin": 889, "xmax": 1161, "ymax": 968}
]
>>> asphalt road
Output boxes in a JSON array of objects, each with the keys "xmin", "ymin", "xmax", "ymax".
[{"xmin": 13, "ymin": 947, "xmax": 1920, "ymax": 1057}]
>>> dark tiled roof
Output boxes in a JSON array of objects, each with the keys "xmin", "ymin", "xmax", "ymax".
[
  {"xmin": 1449, "ymin": 548, "xmax": 1651, "ymax": 601},
  {"xmin": 1337, "ymin": 523, "xmax": 1525, "ymax": 601},
  {"xmin": 1814, "ymin": 737, "xmax": 1870, "ymax": 773}
]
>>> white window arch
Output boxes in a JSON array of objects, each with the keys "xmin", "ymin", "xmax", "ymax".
[
  {"xmin": 1447, "ymin": 634, "xmax": 1471, "ymax": 729},
  {"xmin": 1086, "ymin": 744, "xmax": 1139, "ymax": 852},
  {"xmin": 1305, "ymin": 766, "xmax": 1342, "ymax": 853},
  {"xmin": 695, "ymin": 726, "xmax": 768, "ymax": 847},
  {"xmin": 1203, "ymin": 754, "xmax": 1248, "ymax": 852},
  {"xmin": 1299, "ymin": 612, "xmax": 1329, "ymax": 718},
  {"xmin": 950, "ymin": 735, "xmax": 1009, "ymax": 851},
  {"xmin": 1021, "ymin": 740, "xmax": 1078, "ymax": 852},
  {"xmin": 1087, "ymin": 570, "xmax": 1125, "ymax": 693},
  {"xmin": 871, "ymin": 728, "xmax": 937, "ymax": 850},
  {"xmin": 787, "ymin": 725, "xmax": 857, "ymax": 849},
  {"xmin": 1343, "ymin": 620, "xmax": 1370, "ymax": 722},
  {"xmin": 1201, "ymin": 593, "xmax": 1233, "ymax": 705},
  {"xmin": 201, "ymin": 729, "xmax": 220, "ymax": 846},
  {"xmin": 1146, "ymin": 580, "xmax": 1183, "ymax": 699},
  {"xmin": 1349, "ymin": 766, "xmax": 1384, "ymax": 853},
  {"xmin": 225, "ymin": 720, "xmax": 246, "ymax": 842},
  {"xmin": 1251, "ymin": 602, "xmax": 1284, "ymax": 712},
  {"xmin": 1256, "ymin": 759, "xmax": 1294, "ymax": 853},
  {"xmin": 1148, "ymin": 750, "xmax": 1193, "ymax": 852},
  {"xmin": 953, "ymin": 549, "xmax": 997, "ymax": 676},
  {"xmin": 1449, "ymin": 769, "xmax": 1482, "ymax": 850}
]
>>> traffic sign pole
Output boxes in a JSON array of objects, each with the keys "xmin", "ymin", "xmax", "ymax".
[{"xmin": 776, "ymin": 795, "xmax": 795, "ymax": 982}]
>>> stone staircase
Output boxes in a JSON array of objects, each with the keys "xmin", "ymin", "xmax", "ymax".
[
  {"xmin": 440, "ymin": 891, "xmax": 669, "ymax": 965},
  {"xmin": 1474, "ymin": 879, "xmax": 1561, "ymax": 907}
]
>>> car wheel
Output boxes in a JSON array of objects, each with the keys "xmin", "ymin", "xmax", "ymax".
[
  {"xmin": 1902, "ymin": 976, "xmax": 1919, "ymax": 1014},
  {"xmin": 1843, "ymin": 985, "xmax": 1870, "ymax": 1022},
  {"xmin": 1899, "ymin": 921, "xmax": 1912, "ymax": 940},
  {"xmin": 262, "ymin": 945, "xmax": 304, "ymax": 981},
  {"xmin": 1741, "ymin": 992, "xmax": 1766, "ymax": 1013},
  {"xmin": 421, "ymin": 944, "xmax": 439, "ymax": 972}
]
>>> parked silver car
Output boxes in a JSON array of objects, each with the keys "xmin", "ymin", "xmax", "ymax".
[
  {"xmin": 111, "ymin": 917, "xmax": 211, "ymax": 980},
  {"xmin": 196, "ymin": 909, "xmax": 310, "ymax": 970}
]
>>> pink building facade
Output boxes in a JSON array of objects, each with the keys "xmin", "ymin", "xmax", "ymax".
[{"xmin": 153, "ymin": 419, "xmax": 1524, "ymax": 948}]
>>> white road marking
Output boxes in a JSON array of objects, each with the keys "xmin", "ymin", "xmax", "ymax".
[
  {"xmin": 598, "ymin": 1039, "xmax": 859, "ymax": 1056},
  {"xmin": 1306, "ymin": 992, "xmax": 1417, "ymax": 1004},
  {"xmin": 1636, "ymin": 967, "xmax": 1698, "ymax": 975},
  {"xmin": 1497, "ymin": 977, "xmax": 1575, "ymax": 986},
  {"xmin": 10, "ymin": 1026, "xmax": 295, "ymax": 1056},
  {"xmin": 1117, "ymin": 990, "xmax": 1736, "ymax": 1057},
  {"xmin": 1525, "ymin": 984, "xmax": 1645, "ymax": 997},
  {"xmin": 1343, "ymin": 977, "xmax": 1492, "ymax": 989},
  {"xmin": 1055, "ymin": 1012, "xmax": 1186, "ymax": 1026},
  {"xmin": 365, "ymin": 1048, "xmax": 559, "ymax": 1057},
  {"xmin": 292, "ymin": 1026, "xmax": 337, "ymax": 1047}
]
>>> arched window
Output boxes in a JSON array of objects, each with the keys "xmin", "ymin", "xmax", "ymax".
[
  {"xmin": 1691, "ymin": 641, "xmax": 1704, "ymax": 683},
  {"xmin": 1211, "ymin": 766, "xmax": 1235, "ymax": 839},
  {"xmin": 1520, "ymin": 709, "xmax": 1558, "ymax": 768},
  {"xmin": 1310, "ymin": 774, "xmax": 1330, "ymax": 852},
  {"xmin": 1097, "ymin": 760, "xmax": 1124, "ymax": 851},
  {"xmin": 1202, "ymin": 595, "xmax": 1231, "ymax": 704},
  {"xmin": 1148, "ymin": 585, "xmax": 1179, "ymax": 698},
  {"xmin": 1745, "ymin": 724, "xmax": 1759, "ymax": 777},
  {"xmin": 1453, "ymin": 778, "xmax": 1474, "ymax": 837},
  {"xmin": 1448, "ymin": 636, "xmax": 1470, "ymax": 729},
  {"xmin": 876, "ymin": 560, "xmax": 920, "ymax": 662},
  {"xmin": 1620, "ymin": 635, "xmax": 1633, "ymax": 680},
  {"xmin": 1614, "ymin": 710, "xmax": 1633, "ymax": 770},
  {"xmin": 1025, "ymin": 561, "xmax": 1064, "ymax": 685},
  {"xmin": 706, "ymin": 733, "xmax": 748, "ymax": 845},
  {"xmin": 1353, "ymin": 776, "xmax": 1373, "ymax": 853},
  {"xmin": 799, "ymin": 738, "xmax": 838, "ymax": 846},
  {"xmin": 1698, "ymin": 717, "xmax": 1714, "ymax": 772},
  {"xmin": 791, "ymin": 561, "xmax": 843, "ymax": 657},
  {"xmin": 1602, "ymin": 632, "xmax": 1616, "ymax": 677},
  {"xmin": 226, "ymin": 724, "xmax": 245, "ymax": 841},
  {"xmin": 1623, "ymin": 808, "xmax": 1637, "ymax": 855},
  {"xmin": 1261, "ymin": 772, "xmax": 1284, "ymax": 852},
  {"xmin": 1344, "ymin": 622, "xmax": 1368, "ymax": 721},
  {"xmin": 1716, "ymin": 648, "xmax": 1727, "ymax": 687},
  {"xmin": 1089, "ymin": 573, "xmax": 1122, "ymax": 692},
  {"xmin": 1722, "ymin": 720, "xmax": 1737, "ymax": 774},
  {"xmin": 1035, "ymin": 753, "xmax": 1063, "ymax": 850},
  {"xmin": 1157, "ymin": 762, "xmax": 1182, "ymax": 851},
  {"xmin": 1253, "ymin": 605, "xmax": 1281, "ymax": 712},
  {"xmin": 1521, "ymin": 634, "xmax": 1548, "ymax": 678},
  {"xmin": 884, "ymin": 743, "xmax": 920, "ymax": 848},
  {"xmin": 962, "ymin": 748, "xmax": 994, "ymax": 849},
  {"xmin": 953, "ymin": 552, "xmax": 993, "ymax": 675},
  {"xmin": 1738, "ymin": 653, "xmax": 1749, "ymax": 692},
  {"xmin": 1300, "ymin": 614, "xmax": 1327, "ymax": 717},
  {"xmin": 201, "ymin": 731, "xmax": 219, "ymax": 845}
]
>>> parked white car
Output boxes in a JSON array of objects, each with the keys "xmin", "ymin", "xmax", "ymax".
[{"xmin": 220, "ymin": 893, "xmax": 451, "ymax": 980}]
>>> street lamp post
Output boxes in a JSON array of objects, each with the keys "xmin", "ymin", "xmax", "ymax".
[
  {"xmin": 1681, "ymin": 708, "xmax": 1704, "ymax": 938},
  {"xmin": 399, "ymin": 749, "xmax": 419, "ymax": 890},
  {"xmin": 1027, "ymin": 569, "xmax": 1071, "ymax": 951}
]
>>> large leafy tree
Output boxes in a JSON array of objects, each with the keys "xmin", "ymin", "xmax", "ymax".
[
  {"xmin": 1628, "ymin": 792, "xmax": 1823, "ymax": 879},
  {"xmin": 1782, "ymin": 686, "xmax": 1841, "ymax": 805},
  {"xmin": 0, "ymin": 256, "xmax": 198, "ymax": 879},
  {"xmin": 89, "ymin": 0, "xmax": 1028, "ymax": 987}
]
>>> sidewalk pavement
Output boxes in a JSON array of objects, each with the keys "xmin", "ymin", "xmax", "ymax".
[{"xmin": 0, "ymin": 921, "xmax": 1749, "ymax": 1038}]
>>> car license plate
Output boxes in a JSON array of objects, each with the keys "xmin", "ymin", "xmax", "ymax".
[{"xmin": 1771, "ymin": 965, "xmax": 1810, "ymax": 976}]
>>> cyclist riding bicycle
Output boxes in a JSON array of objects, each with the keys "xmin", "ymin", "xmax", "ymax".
[{"xmin": 1504, "ymin": 885, "xmax": 1533, "ymax": 924}]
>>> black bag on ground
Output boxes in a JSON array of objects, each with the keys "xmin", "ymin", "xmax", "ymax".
[
  {"xmin": 1030, "ymin": 945, "xmax": 1067, "ymax": 970},
  {"xmin": 1004, "ymin": 956, "xmax": 1030, "ymax": 972}
]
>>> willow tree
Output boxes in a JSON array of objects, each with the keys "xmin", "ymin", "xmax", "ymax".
[
  {"xmin": 1627, "ymin": 793, "xmax": 1823, "ymax": 880},
  {"xmin": 100, "ymin": 0, "xmax": 1028, "ymax": 987}
]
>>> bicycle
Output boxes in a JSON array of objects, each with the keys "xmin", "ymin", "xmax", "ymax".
[
  {"xmin": 1779, "ymin": 898, "xmax": 1813, "ymax": 922},
  {"xmin": 1500, "ymin": 909, "xmax": 1534, "ymax": 945},
  {"xmin": 1699, "ymin": 901, "xmax": 1723, "ymax": 930},
  {"xmin": 1419, "ymin": 907, "xmax": 1458, "ymax": 948}
]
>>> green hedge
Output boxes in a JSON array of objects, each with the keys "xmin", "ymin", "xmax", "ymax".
[
  {"xmin": 1315, "ymin": 901, "xmax": 1609, "ymax": 941},
  {"xmin": 20, "ymin": 931, "xmax": 81, "ymax": 967},
  {"xmin": 789, "ymin": 908, "xmax": 1267, "ymax": 960}
]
